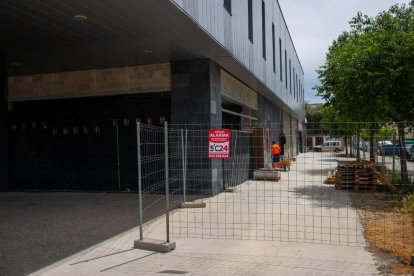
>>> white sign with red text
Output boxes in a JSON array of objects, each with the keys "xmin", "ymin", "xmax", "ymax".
[{"xmin": 208, "ymin": 129, "xmax": 230, "ymax": 159}]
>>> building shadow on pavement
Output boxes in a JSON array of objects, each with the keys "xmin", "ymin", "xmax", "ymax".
[
  {"xmin": 292, "ymin": 185, "xmax": 352, "ymax": 209},
  {"xmin": 303, "ymin": 167, "xmax": 333, "ymax": 177}
]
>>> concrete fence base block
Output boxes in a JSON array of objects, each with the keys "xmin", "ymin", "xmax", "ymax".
[
  {"xmin": 134, "ymin": 239, "xmax": 176, "ymax": 253},
  {"xmin": 253, "ymin": 169, "xmax": 281, "ymax": 181},
  {"xmin": 181, "ymin": 200, "xmax": 206, "ymax": 208},
  {"xmin": 225, "ymin": 187, "xmax": 240, "ymax": 193}
]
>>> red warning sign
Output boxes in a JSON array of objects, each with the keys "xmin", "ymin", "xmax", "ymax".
[{"xmin": 208, "ymin": 129, "xmax": 230, "ymax": 159}]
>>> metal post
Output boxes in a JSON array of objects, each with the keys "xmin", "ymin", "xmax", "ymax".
[
  {"xmin": 363, "ymin": 137, "xmax": 366, "ymax": 160},
  {"xmin": 181, "ymin": 129, "xmax": 187, "ymax": 203},
  {"xmin": 232, "ymin": 130, "xmax": 238, "ymax": 187},
  {"xmin": 185, "ymin": 129, "xmax": 187, "ymax": 197},
  {"xmin": 356, "ymin": 131, "xmax": 361, "ymax": 160},
  {"xmin": 116, "ymin": 125, "xmax": 121, "ymax": 191},
  {"xmin": 136, "ymin": 122, "xmax": 143, "ymax": 241},
  {"xmin": 164, "ymin": 121, "xmax": 170, "ymax": 243},
  {"xmin": 392, "ymin": 135, "xmax": 396, "ymax": 180}
]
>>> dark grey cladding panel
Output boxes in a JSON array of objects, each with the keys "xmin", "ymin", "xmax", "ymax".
[
  {"xmin": 172, "ymin": 74, "xmax": 190, "ymax": 88},
  {"xmin": 171, "ymin": 60, "xmax": 221, "ymax": 126},
  {"xmin": 258, "ymin": 94, "xmax": 282, "ymax": 143},
  {"xmin": 170, "ymin": 59, "xmax": 223, "ymax": 196}
]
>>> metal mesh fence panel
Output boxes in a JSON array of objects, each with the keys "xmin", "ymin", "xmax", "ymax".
[
  {"xmin": 9, "ymin": 118, "xmax": 414, "ymax": 254},
  {"xmin": 138, "ymin": 123, "xmax": 168, "ymax": 236},
  {"xmin": 161, "ymin": 122, "xmax": 414, "ymax": 252}
]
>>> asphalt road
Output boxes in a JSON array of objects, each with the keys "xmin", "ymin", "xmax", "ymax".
[{"xmin": 0, "ymin": 192, "xmax": 177, "ymax": 276}]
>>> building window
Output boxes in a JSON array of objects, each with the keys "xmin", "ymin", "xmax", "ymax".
[
  {"xmin": 279, "ymin": 38, "xmax": 282, "ymax": 81},
  {"xmin": 262, "ymin": 0, "xmax": 266, "ymax": 59},
  {"xmin": 303, "ymin": 84, "xmax": 304, "ymax": 102},
  {"xmin": 303, "ymin": 87, "xmax": 305, "ymax": 104},
  {"xmin": 285, "ymin": 50, "xmax": 288, "ymax": 89},
  {"xmin": 293, "ymin": 68, "xmax": 296, "ymax": 98},
  {"xmin": 289, "ymin": 59, "xmax": 292, "ymax": 94},
  {"xmin": 224, "ymin": 0, "xmax": 232, "ymax": 15},
  {"xmin": 296, "ymin": 74, "xmax": 299, "ymax": 102},
  {"xmin": 248, "ymin": 0, "xmax": 253, "ymax": 43},
  {"xmin": 272, "ymin": 23, "xmax": 276, "ymax": 73}
]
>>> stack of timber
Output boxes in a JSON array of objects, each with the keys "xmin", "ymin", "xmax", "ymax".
[
  {"xmin": 327, "ymin": 160, "xmax": 376, "ymax": 191},
  {"xmin": 323, "ymin": 160, "xmax": 399, "ymax": 193},
  {"xmin": 360, "ymin": 160, "xmax": 399, "ymax": 193}
]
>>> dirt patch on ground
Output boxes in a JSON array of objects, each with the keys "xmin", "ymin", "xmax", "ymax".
[{"xmin": 351, "ymin": 193, "xmax": 414, "ymax": 275}]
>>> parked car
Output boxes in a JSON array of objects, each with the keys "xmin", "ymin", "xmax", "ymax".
[
  {"xmin": 403, "ymin": 144, "xmax": 412, "ymax": 160},
  {"xmin": 406, "ymin": 139, "xmax": 414, "ymax": 146},
  {"xmin": 377, "ymin": 140, "xmax": 393, "ymax": 155},
  {"xmin": 314, "ymin": 140, "xmax": 344, "ymax": 152},
  {"xmin": 379, "ymin": 144, "xmax": 401, "ymax": 156},
  {"xmin": 359, "ymin": 141, "xmax": 368, "ymax": 152},
  {"xmin": 377, "ymin": 140, "xmax": 393, "ymax": 147},
  {"xmin": 411, "ymin": 144, "xmax": 414, "ymax": 161}
]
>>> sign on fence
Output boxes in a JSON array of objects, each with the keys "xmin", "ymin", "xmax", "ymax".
[{"xmin": 208, "ymin": 129, "xmax": 230, "ymax": 158}]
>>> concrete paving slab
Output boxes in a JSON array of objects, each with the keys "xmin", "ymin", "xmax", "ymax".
[{"xmin": 32, "ymin": 152, "xmax": 379, "ymax": 275}]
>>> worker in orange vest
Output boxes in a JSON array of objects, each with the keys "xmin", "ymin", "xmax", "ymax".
[{"xmin": 271, "ymin": 141, "xmax": 281, "ymax": 168}]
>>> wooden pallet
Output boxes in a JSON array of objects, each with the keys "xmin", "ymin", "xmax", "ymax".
[{"xmin": 326, "ymin": 160, "xmax": 381, "ymax": 192}]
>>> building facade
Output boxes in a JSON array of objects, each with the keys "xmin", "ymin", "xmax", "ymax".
[{"xmin": 0, "ymin": 0, "xmax": 305, "ymax": 192}]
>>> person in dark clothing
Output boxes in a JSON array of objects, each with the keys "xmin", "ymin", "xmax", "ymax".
[{"xmin": 279, "ymin": 131, "xmax": 287, "ymax": 156}]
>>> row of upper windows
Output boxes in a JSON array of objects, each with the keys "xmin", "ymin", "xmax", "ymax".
[{"xmin": 223, "ymin": 0, "xmax": 304, "ymax": 105}]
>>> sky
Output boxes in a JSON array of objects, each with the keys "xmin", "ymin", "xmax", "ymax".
[{"xmin": 278, "ymin": 0, "xmax": 410, "ymax": 104}]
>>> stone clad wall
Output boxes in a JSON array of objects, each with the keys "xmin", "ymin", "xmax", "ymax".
[
  {"xmin": 220, "ymin": 69, "xmax": 257, "ymax": 109},
  {"xmin": 8, "ymin": 63, "xmax": 171, "ymax": 101}
]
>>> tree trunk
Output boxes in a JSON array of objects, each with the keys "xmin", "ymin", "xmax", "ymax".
[
  {"xmin": 345, "ymin": 137, "xmax": 349, "ymax": 156},
  {"xmin": 369, "ymin": 129, "xmax": 376, "ymax": 163},
  {"xmin": 397, "ymin": 124, "xmax": 409, "ymax": 187},
  {"xmin": 356, "ymin": 131, "xmax": 361, "ymax": 160},
  {"xmin": 350, "ymin": 136, "xmax": 353, "ymax": 157}
]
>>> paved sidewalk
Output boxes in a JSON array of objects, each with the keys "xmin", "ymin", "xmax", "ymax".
[{"xmin": 33, "ymin": 152, "xmax": 379, "ymax": 275}]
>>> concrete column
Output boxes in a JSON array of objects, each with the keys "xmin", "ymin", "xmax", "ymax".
[
  {"xmin": 0, "ymin": 54, "xmax": 8, "ymax": 191},
  {"xmin": 171, "ymin": 60, "xmax": 222, "ymax": 196}
]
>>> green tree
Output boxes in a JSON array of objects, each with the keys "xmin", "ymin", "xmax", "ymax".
[
  {"xmin": 315, "ymin": 1, "xmax": 414, "ymax": 184},
  {"xmin": 305, "ymin": 103, "xmax": 324, "ymax": 135}
]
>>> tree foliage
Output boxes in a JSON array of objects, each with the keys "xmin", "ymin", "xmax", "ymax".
[
  {"xmin": 305, "ymin": 103, "xmax": 324, "ymax": 134},
  {"xmin": 316, "ymin": 1, "xmax": 414, "ymax": 122},
  {"xmin": 315, "ymin": 1, "xmax": 414, "ymax": 183}
]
